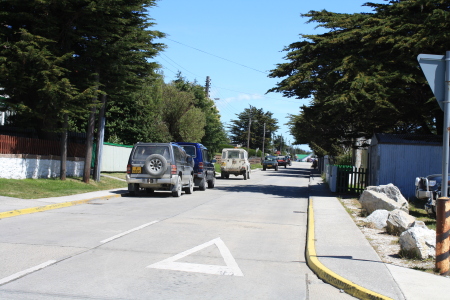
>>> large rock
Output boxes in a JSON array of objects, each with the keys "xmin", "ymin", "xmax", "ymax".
[
  {"xmin": 364, "ymin": 209, "xmax": 389, "ymax": 229},
  {"xmin": 386, "ymin": 209, "xmax": 416, "ymax": 235},
  {"xmin": 359, "ymin": 190, "xmax": 407, "ymax": 215},
  {"xmin": 366, "ymin": 184, "xmax": 409, "ymax": 212},
  {"xmin": 399, "ymin": 225, "xmax": 436, "ymax": 259}
]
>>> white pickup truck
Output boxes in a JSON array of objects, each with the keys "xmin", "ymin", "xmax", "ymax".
[{"xmin": 220, "ymin": 148, "xmax": 251, "ymax": 180}]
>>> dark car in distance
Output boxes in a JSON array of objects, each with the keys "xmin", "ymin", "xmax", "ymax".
[
  {"xmin": 277, "ymin": 156, "xmax": 288, "ymax": 168},
  {"xmin": 177, "ymin": 142, "xmax": 216, "ymax": 190},
  {"xmin": 286, "ymin": 155, "xmax": 292, "ymax": 166},
  {"xmin": 262, "ymin": 156, "xmax": 278, "ymax": 171}
]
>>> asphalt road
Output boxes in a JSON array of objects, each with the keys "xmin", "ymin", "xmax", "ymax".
[{"xmin": 0, "ymin": 162, "xmax": 354, "ymax": 299}]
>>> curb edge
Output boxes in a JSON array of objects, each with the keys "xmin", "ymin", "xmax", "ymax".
[
  {"xmin": 306, "ymin": 197, "xmax": 393, "ymax": 300},
  {"xmin": 0, "ymin": 194, "xmax": 122, "ymax": 219}
]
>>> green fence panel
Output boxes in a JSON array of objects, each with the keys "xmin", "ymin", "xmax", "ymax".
[{"xmin": 336, "ymin": 166, "xmax": 368, "ymax": 194}]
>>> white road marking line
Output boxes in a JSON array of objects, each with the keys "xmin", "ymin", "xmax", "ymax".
[
  {"xmin": 147, "ymin": 237, "xmax": 244, "ymax": 276},
  {"xmin": 100, "ymin": 221, "xmax": 159, "ymax": 244},
  {"xmin": 0, "ymin": 260, "xmax": 57, "ymax": 285}
]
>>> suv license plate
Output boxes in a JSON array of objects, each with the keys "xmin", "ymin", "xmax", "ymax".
[
  {"xmin": 132, "ymin": 167, "xmax": 142, "ymax": 174},
  {"xmin": 267, "ymin": 164, "xmax": 272, "ymax": 167}
]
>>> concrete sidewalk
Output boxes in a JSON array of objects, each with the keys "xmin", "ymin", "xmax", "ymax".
[{"xmin": 308, "ymin": 169, "xmax": 450, "ymax": 300}]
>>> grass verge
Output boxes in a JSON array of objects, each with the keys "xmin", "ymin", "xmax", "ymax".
[
  {"xmin": 408, "ymin": 198, "xmax": 436, "ymax": 230},
  {"xmin": 0, "ymin": 173, "xmax": 127, "ymax": 199}
]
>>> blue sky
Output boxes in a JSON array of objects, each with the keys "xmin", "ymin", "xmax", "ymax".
[{"xmin": 150, "ymin": 0, "xmax": 384, "ymax": 151}]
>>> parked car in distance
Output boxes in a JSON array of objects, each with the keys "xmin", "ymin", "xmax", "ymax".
[
  {"xmin": 220, "ymin": 148, "xmax": 251, "ymax": 180},
  {"xmin": 286, "ymin": 155, "xmax": 292, "ymax": 166},
  {"xmin": 277, "ymin": 156, "xmax": 288, "ymax": 168},
  {"xmin": 415, "ymin": 174, "xmax": 446, "ymax": 217},
  {"xmin": 126, "ymin": 142, "xmax": 194, "ymax": 197},
  {"xmin": 177, "ymin": 142, "xmax": 216, "ymax": 190},
  {"xmin": 262, "ymin": 156, "xmax": 278, "ymax": 171}
]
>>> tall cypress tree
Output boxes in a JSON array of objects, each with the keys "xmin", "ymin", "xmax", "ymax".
[
  {"xmin": 269, "ymin": 0, "xmax": 450, "ymax": 155},
  {"xmin": 0, "ymin": 0, "xmax": 165, "ymax": 181}
]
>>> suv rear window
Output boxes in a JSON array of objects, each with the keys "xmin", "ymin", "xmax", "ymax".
[
  {"xmin": 133, "ymin": 146, "xmax": 170, "ymax": 161},
  {"xmin": 224, "ymin": 150, "xmax": 242, "ymax": 159},
  {"xmin": 180, "ymin": 145, "xmax": 196, "ymax": 157}
]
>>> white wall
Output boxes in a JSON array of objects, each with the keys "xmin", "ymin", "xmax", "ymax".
[
  {"xmin": 100, "ymin": 144, "xmax": 132, "ymax": 172},
  {"xmin": 0, "ymin": 155, "xmax": 84, "ymax": 179},
  {"xmin": 0, "ymin": 143, "xmax": 131, "ymax": 179}
]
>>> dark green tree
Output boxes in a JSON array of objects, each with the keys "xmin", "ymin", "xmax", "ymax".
[
  {"xmin": 229, "ymin": 106, "xmax": 279, "ymax": 150},
  {"xmin": 159, "ymin": 83, "xmax": 206, "ymax": 142},
  {"xmin": 0, "ymin": 0, "xmax": 165, "ymax": 181},
  {"xmin": 173, "ymin": 73, "xmax": 228, "ymax": 153},
  {"xmin": 269, "ymin": 0, "xmax": 449, "ymax": 155},
  {"xmin": 105, "ymin": 75, "xmax": 168, "ymax": 145}
]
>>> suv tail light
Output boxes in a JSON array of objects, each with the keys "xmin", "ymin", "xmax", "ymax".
[
  {"xmin": 171, "ymin": 164, "xmax": 177, "ymax": 175},
  {"xmin": 127, "ymin": 164, "xmax": 131, "ymax": 174}
]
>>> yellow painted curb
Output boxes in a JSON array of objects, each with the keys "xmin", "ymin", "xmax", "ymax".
[
  {"xmin": 0, "ymin": 194, "xmax": 121, "ymax": 219},
  {"xmin": 306, "ymin": 197, "xmax": 393, "ymax": 300}
]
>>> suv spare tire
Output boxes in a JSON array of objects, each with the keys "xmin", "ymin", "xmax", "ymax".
[{"xmin": 144, "ymin": 154, "xmax": 168, "ymax": 176}]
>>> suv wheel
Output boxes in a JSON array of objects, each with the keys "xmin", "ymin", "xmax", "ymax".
[
  {"xmin": 172, "ymin": 176, "xmax": 182, "ymax": 197},
  {"xmin": 128, "ymin": 183, "xmax": 139, "ymax": 197},
  {"xmin": 183, "ymin": 175, "xmax": 194, "ymax": 194},
  {"xmin": 199, "ymin": 177, "xmax": 207, "ymax": 191},
  {"xmin": 207, "ymin": 176, "xmax": 215, "ymax": 188},
  {"xmin": 243, "ymin": 172, "xmax": 247, "ymax": 180},
  {"xmin": 247, "ymin": 171, "xmax": 250, "ymax": 179},
  {"xmin": 144, "ymin": 154, "xmax": 168, "ymax": 176}
]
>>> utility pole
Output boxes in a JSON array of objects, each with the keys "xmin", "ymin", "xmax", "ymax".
[
  {"xmin": 247, "ymin": 105, "xmax": 252, "ymax": 150},
  {"xmin": 247, "ymin": 115, "xmax": 251, "ymax": 150},
  {"xmin": 205, "ymin": 76, "xmax": 211, "ymax": 98},
  {"xmin": 262, "ymin": 122, "xmax": 266, "ymax": 159}
]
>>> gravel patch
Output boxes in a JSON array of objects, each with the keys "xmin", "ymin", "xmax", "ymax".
[{"xmin": 339, "ymin": 198, "xmax": 435, "ymax": 271}]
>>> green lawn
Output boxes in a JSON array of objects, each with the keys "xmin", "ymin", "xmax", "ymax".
[
  {"xmin": 0, "ymin": 173, "xmax": 127, "ymax": 199},
  {"xmin": 408, "ymin": 198, "xmax": 436, "ymax": 230}
]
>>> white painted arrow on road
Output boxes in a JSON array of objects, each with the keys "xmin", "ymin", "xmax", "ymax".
[{"xmin": 147, "ymin": 237, "xmax": 244, "ymax": 276}]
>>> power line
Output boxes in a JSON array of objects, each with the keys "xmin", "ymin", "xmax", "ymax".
[
  {"xmin": 159, "ymin": 53, "xmax": 202, "ymax": 78},
  {"xmin": 166, "ymin": 38, "xmax": 269, "ymax": 74}
]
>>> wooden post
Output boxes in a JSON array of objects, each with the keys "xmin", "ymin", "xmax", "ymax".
[{"xmin": 436, "ymin": 197, "xmax": 450, "ymax": 275}]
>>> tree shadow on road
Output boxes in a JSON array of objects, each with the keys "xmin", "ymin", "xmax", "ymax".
[
  {"xmin": 215, "ymin": 166, "xmax": 310, "ymax": 198},
  {"xmin": 214, "ymin": 184, "xmax": 309, "ymax": 199}
]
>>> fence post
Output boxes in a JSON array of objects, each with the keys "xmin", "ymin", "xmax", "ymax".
[{"xmin": 436, "ymin": 197, "xmax": 450, "ymax": 275}]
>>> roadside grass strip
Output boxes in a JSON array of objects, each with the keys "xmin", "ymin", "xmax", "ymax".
[
  {"xmin": 306, "ymin": 197, "xmax": 393, "ymax": 300},
  {"xmin": 0, "ymin": 194, "xmax": 121, "ymax": 219}
]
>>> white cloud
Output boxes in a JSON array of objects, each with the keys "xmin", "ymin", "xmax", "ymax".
[{"xmin": 224, "ymin": 93, "xmax": 264, "ymax": 103}]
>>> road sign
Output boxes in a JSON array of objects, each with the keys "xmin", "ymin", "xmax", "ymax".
[{"xmin": 417, "ymin": 54, "xmax": 445, "ymax": 110}]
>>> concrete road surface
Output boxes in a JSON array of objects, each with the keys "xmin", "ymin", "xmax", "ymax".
[{"xmin": 0, "ymin": 162, "xmax": 353, "ymax": 299}]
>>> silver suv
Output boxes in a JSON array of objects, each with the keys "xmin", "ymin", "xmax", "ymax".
[{"xmin": 126, "ymin": 142, "xmax": 194, "ymax": 197}]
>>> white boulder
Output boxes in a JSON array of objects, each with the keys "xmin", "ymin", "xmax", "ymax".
[
  {"xmin": 365, "ymin": 184, "xmax": 409, "ymax": 212},
  {"xmin": 364, "ymin": 209, "xmax": 389, "ymax": 229},
  {"xmin": 399, "ymin": 225, "xmax": 436, "ymax": 259},
  {"xmin": 386, "ymin": 209, "xmax": 416, "ymax": 235},
  {"xmin": 359, "ymin": 190, "xmax": 407, "ymax": 215}
]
